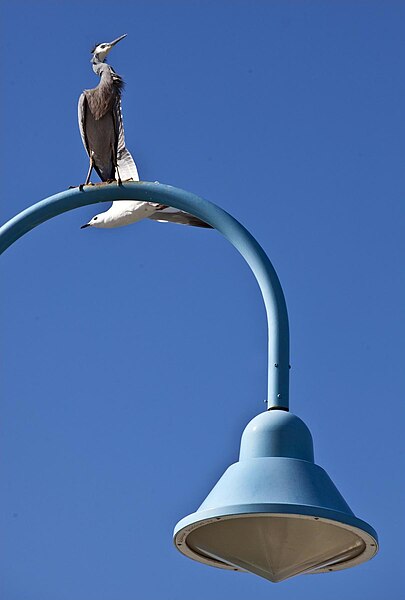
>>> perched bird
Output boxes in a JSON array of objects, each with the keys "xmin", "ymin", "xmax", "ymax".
[{"xmin": 78, "ymin": 34, "xmax": 210, "ymax": 229}]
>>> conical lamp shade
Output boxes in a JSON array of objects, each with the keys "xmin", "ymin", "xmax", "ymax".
[{"xmin": 174, "ymin": 410, "xmax": 378, "ymax": 583}]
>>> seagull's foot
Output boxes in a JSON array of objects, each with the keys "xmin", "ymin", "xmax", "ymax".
[{"xmin": 117, "ymin": 176, "xmax": 122, "ymax": 186}]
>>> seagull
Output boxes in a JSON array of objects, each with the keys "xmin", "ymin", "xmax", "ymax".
[{"xmin": 78, "ymin": 34, "xmax": 211, "ymax": 230}]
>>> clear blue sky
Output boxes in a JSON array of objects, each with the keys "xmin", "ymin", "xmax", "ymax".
[{"xmin": 1, "ymin": 1, "xmax": 404, "ymax": 599}]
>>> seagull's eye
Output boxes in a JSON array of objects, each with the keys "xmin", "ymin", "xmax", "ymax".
[{"xmin": 93, "ymin": 216, "xmax": 98, "ymax": 221}]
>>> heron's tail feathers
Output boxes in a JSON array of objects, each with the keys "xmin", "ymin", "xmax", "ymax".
[{"xmin": 117, "ymin": 147, "xmax": 139, "ymax": 182}]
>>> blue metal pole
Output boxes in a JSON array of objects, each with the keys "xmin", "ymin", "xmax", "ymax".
[{"xmin": 0, "ymin": 182, "xmax": 290, "ymax": 409}]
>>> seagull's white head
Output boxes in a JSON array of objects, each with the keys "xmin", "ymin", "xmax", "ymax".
[
  {"xmin": 81, "ymin": 212, "xmax": 110, "ymax": 229},
  {"xmin": 91, "ymin": 34, "xmax": 127, "ymax": 63}
]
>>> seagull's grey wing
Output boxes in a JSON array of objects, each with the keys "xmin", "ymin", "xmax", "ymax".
[
  {"xmin": 148, "ymin": 207, "xmax": 212, "ymax": 228},
  {"xmin": 78, "ymin": 93, "xmax": 90, "ymax": 156},
  {"xmin": 113, "ymin": 96, "xmax": 139, "ymax": 182}
]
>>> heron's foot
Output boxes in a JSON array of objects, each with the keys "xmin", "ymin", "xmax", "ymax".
[
  {"xmin": 68, "ymin": 184, "xmax": 85, "ymax": 191},
  {"xmin": 76, "ymin": 181, "xmax": 94, "ymax": 192}
]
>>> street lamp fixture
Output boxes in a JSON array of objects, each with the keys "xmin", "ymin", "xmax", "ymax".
[
  {"xmin": 174, "ymin": 409, "xmax": 377, "ymax": 582},
  {"xmin": 0, "ymin": 182, "xmax": 378, "ymax": 583}
]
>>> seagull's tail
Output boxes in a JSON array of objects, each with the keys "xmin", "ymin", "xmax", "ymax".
[
  {"xmin": 117, "ymin": 147, "xmax": 139, "ymax": 182},
  {"xmin": 148, "ymin": 207, "xmax": 212, "ymax": 228}
]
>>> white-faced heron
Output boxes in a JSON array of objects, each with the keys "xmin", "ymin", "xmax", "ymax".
[{"xmin": 78, "ymin": 35, "xmax": 210, "ymax": 229}]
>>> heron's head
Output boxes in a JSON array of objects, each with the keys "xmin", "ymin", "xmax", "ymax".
[{"xmin": 91, "ymin": 34, "xmax": 127, "ymax": 62}]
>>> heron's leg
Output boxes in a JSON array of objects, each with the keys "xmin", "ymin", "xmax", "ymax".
[
  {"xmin": 116, "ymin": 166, "xmax": 122, "ymax": 186},
  {"xmin": 79, "ymin": 153, "xmax": 95, "ymax": 191},
  {"xmin": 112, "ymin": 145, "xmax": 122, "ymax": 186},
  {"xmin": 84, "ymin": 153, "xmax": 95, "ymax": 184}
]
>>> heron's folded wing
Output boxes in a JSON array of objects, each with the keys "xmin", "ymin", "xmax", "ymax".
[
  {"xmin": 114, "ymin": 96, "xmax": 126, "ymax": 154},
  {"xmin": 113, "ymin": 97, "xmax": 139, "ymax": 181},
  {"xmin": 78, "ymin": 93, "xmax": 90, "ymax": 156}
]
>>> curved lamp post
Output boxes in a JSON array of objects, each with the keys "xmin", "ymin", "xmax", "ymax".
[{"xmin": 0, "ymin": 182, "xmax": 378, "ymax": 583}]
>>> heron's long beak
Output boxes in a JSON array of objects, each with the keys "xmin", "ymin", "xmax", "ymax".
[
  {"xmin": 80, "ymin": 223, "xmax": 91, "ymax": 229},
  {"xmin": 110, "ymin": 34, "xmax": 127, "ymax": 47}
]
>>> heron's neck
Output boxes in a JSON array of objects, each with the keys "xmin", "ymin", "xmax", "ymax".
[{"xmin": 91, "ymin": 58, "xmax": 111, "ymax": 79}]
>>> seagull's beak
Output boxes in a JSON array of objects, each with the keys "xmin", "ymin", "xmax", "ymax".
[
  {"xmin": 109, "ymin": 34, "xmax": 127, "ymax": 47},
  {"xmin": 80, "ymin": 223, "xmax": 91, "ymax": 229}
]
